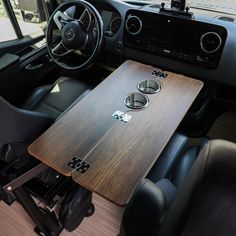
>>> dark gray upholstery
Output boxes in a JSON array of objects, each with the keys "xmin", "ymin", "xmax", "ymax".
[
  {"xmin": 0, "ymin": 97, "xmax": 54, "ymax": 162},
  {"xmin": 171, "ymin": 146, "xmax": 198, "ymax": 189},
  {"xmin": 122, "ymin": 140, "xmax": 236, "ymax": 236},
  {"xmin": 23, "ymin": 76, "xmax": 92, "ymax": 119},
  {"xmin": 122, "ymin": 179, "xmax": 176, "ymax": 236},
  {"xmin": 147, "ymin": 133, "xmax": 199, "ymax": 190},
  {"xmin": 147, "ymin": 133, "xmax": 189, "ymax": 184},
  {"xmin": 0, "ymin": 76, "xmax": 91, "ymax": 162},
  {"xmin": 159, "ymin": 140, "xmax": 236, "ymax": 236},
  {"xmin": 121, "ymin": 133, "xmax": 199, "ymax": 236}
]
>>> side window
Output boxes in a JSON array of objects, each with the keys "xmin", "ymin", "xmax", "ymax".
[
  {"xmin": 0, "ymin": 0, "xmax": 17, "ymax": 42},
  {"xmin": 0, "ymin": 0, "xmax": 48, "ymax": 43},
  {"xmin": 12, "ymin": 0, "xmax": 47, "ymax": 37}
]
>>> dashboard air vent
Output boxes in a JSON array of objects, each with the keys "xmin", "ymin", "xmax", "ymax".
[{"xmin": 216, "ymin": 16, "xmax": 235, "ymax": 22}]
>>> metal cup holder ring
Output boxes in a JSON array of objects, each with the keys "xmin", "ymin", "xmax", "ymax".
[
  {"xmin": 137, "ymin": 79, "xmax": 162, "ymax": 94},
  {"xmin": 124, "ymin": 92, "xmax": 149, "ymax": 110}
]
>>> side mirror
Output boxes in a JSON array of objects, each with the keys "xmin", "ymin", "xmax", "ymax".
[{"xmin": 17, "ymin": 0, "xmax": 46, "ymax": 23}]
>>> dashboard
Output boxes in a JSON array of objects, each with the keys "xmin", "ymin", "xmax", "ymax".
[
  {"xmin": 92, "ymin": 2, "xmax": 122, "ymax": 36},
  {"xmin": 124, "ymin": 9, "xmax": 227, "ymax": 69},
  {"xmin": 88, "ymin": 0, "xmax": 236, "ymax": 87}
]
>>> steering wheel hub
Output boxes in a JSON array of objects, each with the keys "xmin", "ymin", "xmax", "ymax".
[
  {"xmin": 62, "ymin": 21, "xmax": 87, "ymax": 50},
  {"xmin": 64, "ymin": 28, "xmax": 75, "ymax": 41}
]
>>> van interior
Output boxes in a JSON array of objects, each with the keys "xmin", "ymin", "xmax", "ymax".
[{"xmin": 0, "ymin": 0, "xmax": 236, "ymax": 235}]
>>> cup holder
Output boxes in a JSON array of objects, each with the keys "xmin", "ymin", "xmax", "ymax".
[
  {"xmin": 124, "ymin": 92, "xmax": 149, "ymax": 110},
  {"xmin": 137, "ymin": 79, "xmax": 161, "ymax": 94}
]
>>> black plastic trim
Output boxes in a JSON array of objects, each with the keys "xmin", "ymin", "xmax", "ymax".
[{"xmin": 2, "ymin": 0, "xmax": 23, "ymax": 39}]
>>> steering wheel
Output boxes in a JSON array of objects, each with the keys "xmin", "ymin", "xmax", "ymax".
[{"xmin": 46, "ymin": 0, "xmax": 103, "ymax": 70}]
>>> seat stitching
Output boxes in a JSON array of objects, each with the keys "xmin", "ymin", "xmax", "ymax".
[{"xmin": 38, "ymin": 102, "xmax": 63, "ymax": 113}]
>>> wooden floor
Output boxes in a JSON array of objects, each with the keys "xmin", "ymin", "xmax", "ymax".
[{"xmin": 0, "ymin": 194, "xmax": 124, "ymax": 236}]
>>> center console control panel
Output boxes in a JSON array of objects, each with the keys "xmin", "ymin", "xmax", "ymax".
[{"xmin": 124, "ymin": 9, "xmax": 227, "ymax": 69}]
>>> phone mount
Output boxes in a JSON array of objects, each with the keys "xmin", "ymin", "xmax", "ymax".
[
  {"xmin": 171, "ymin": 0, "xmax": 186, "ymax": 11},
  {"xmin": 159, "ymin": 0, "xmax": 194, "ymax": 19}
]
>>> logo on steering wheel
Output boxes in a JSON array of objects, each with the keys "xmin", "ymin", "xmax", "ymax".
[{"xmin": 65, "ymin": 28, "xmax": 75, "ymax": 41}]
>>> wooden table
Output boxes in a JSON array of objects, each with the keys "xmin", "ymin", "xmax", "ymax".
[{"xmin": 28, "ymin": 60, "xmax": 203, "ymax": 206}]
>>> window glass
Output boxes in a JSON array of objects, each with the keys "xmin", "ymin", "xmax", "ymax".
[
  {"xmin": 0, "ymin": 0, "xmax": 48, "ymax": 43},
  {"xmin": 0, "ymin": 0, "xmax": 17, "ymax": 42},
  {"xmin": 11, "ymin": 0, "xmax": 47, "ymax": 38}
]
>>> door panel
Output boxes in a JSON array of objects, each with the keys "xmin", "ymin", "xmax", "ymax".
[
  {"xmin": 0, "ymin": 44, "xmax": 59, "ymax": 106},
  {"xmin": 0, "ymin": 0, "xmax": 59, "ymax": 106},
  {"xmin": 0, "ymin": 35, "xmax": 44, "ymax": 57}
]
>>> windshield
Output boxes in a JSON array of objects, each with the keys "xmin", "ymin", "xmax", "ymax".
[{"xmin": 126, "ymin": 0, "xmax": 236, "ymax": 15}]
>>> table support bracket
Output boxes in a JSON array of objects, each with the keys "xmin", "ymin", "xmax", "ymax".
[{"xmin": 3, "ymin": 163, "xmax": 48, "ymax": 193}]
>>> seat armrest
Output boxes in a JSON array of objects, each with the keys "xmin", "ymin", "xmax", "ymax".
[
  {"xmin": 0, "ymin": 97, "xmax": 54, "ymax": 162},
  {"xmin": 22, "ymin": 85, "xmax": 52, "ymax": 110},
  {"xmin": 121, "ymin": 179, "xmax": 176, "ymax": 236},
  {"xmin": 171, "ymin": 146, "xmax": 198, "ymax": 189},
  {"xmin": 147, "ymin": 133, "xmax": 188, "ymax": 182}
]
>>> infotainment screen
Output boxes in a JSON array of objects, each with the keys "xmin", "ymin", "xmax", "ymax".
[
  {"xmin": 138, "ymin": 13, "xmax": 200, "ymax": 53},
  {"xmin": 124, "ymin": 9, "xmax": 227, "ymax": 68}
]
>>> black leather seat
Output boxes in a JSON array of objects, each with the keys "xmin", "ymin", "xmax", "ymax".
[
  {"xmin": 0, "ymin": 76, "xmax": 94, "ymax": 231},
  {"xmin": 159, "ymin": 139, "xmax": 236, "ymax": 236},
  {"xmin": 0, "ymin": 76, "xmax": 91, "ymax": 163},
  {"xmin": 121, "ymin": 134, "xmax": 200, "ymax": 236},
  {"xmin": 23, "ymin": 76, "xmax": 91, "ymax": 119},
  {"xmin": 147, "ymin": 133, "xmax": 199, "ymax": 190},
  {"xmin": 121, "ymin": 139, "xmax": 236, "ymax": 236}
]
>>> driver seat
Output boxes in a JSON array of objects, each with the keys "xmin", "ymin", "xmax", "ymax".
[
  {"xmin": 23, "ymin": 76, "xmax": 92, "ymax": 119},
  {"xmin": 0, "ymin": 77, "xmax": 91, "ymax": 163},
  {"xmin": 0, "ymin": 77, "xmax": 94, "ymax": 233}
]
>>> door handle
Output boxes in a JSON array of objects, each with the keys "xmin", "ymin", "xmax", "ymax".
[{"xmin": 25, "ymin": 63, "xmax": 44, "ymax": 71}]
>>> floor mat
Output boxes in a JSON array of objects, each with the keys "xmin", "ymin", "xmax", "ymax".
[{"xmin": 207, "ymin": 111, "xmax": 236, "ymax": 143}]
